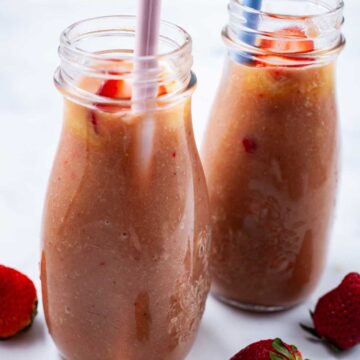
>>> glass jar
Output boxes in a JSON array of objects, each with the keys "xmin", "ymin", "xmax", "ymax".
[
  {"xmin": 202, "ymin": 0, "xmax": 344, "ymax": 311},
  {"xmin": 41, "ymin": 16, "xmax": 210, "ymax": 359}
]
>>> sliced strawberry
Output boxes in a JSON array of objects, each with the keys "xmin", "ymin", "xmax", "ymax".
[
  {"xmin": 97, "ymin": 79, "xmax": 132, "ymax": 100},
  {"xmin": 95, "ymin": 79, "xmax": 131, "ymax": 113},
  {"xmin": 158, "ymin": 84, "xmax": 168, "ymax": 97},
  {"xmin": 97, "ymin": 78, "xmax": 169, "ymax": 100},
  {"xmin": 97, "ymin": 79, "xmax": 118, "ymax": 98},
  {"xmin": 259, "ymin": 27, "xmax": 314, "ymax": 54},
  {"xmin": 95, "ymin": 79, "xmax": 169, "ymax": 113},
  {"xmin": 254, "ymin": 26, "xmax": 315, "ymax": 67}
]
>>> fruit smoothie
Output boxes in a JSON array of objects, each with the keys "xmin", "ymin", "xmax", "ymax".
[
  {"xmin": 202, "ymin": 0, "xmax": 344, "ymax": 310},
  {"xmin": 41, "ymin": 17, "xmax": 210, "ymax": 360}
]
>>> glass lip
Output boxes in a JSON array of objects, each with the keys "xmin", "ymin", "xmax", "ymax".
[
  {"xmin": 60, "ymin": 14, "xmax": 192, "ymax": 62},
  {"xmin": 222, "ymin": 26, "xmax": 345, "ymax": 65},
  {"xmin": 231, "ymin": 0, "xmax": 344, "ymax": 20}
]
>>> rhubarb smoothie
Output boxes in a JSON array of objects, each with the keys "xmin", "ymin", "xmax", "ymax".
[
  {"xmin": 41, "ymin": 17, "xmax": 210, "ymax": 360},
  {"xmin": 202, "ymin": 0, "xmax": 344, "ymax": 310}
]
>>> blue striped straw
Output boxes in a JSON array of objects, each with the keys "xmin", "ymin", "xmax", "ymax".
[{"xmin": 232, "ymin": 0, "xmax": 263, "ymax": 63}]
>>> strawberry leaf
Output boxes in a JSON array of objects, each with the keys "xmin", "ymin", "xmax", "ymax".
[
  {"xmin": 328, "ymin": 342, "xmax": 342, "ymax": 353},
  {"xmin": 272, "ymin": 338, "xmax": 295, "ymax": 359},
  {"xmin": 300, "ymin": 323, "xmax": 321, "ymax": 339},
  {"xmin": 294, "ymin": 352, "xmax": 302, "ymax": 360},
  {"xmin": 291, "ymin": 346, "xmax": 302, "ymax": 360},
  {"xmin": 300, "ymin": 323, "xmax": 342, "ymax": 354},
  {"xmin": 270, "ymin": 352, "xmax": 287, "ymax": 360}
]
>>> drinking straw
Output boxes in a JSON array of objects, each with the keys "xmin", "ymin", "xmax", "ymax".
[
  {"xmin": 132, "ymin": 0, "xmax": 162, "ymax": 176},
  {"xmin": 233, "ymin": 0, "xmax": 263, "ymax": 63},
  {"xmin": 242, "ymin": 0, "xmax": 263, "ymax": 45},
  {"xmin": 132, "ymin": 0, "xmax": 162, "ymax": 108}
]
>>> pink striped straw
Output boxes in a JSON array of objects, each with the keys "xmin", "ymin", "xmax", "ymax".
[{"xmin": 132, "ymin": 0, "xmax": 162, "ymax": 108}]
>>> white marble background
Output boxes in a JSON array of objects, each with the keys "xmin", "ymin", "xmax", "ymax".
[{"xmin": 0, "ymin": 0, "xmax": 359, "ymax": 359}]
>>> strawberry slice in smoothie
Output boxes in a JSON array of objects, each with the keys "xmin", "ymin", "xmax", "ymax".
[
  {"xmin": 256, "ymin": 26, "xmax": 315, "ymax": 66},
  {"xmin": 259, "ymin": 26, "xmax": 314, "ymax": 54},
  {"xmin": 96, "ymin": 78, "xmax": 170, "ymax": 112}
]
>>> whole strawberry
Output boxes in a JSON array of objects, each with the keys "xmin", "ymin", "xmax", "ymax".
[
  {"xmin": 230, "ymin": 338, "xmax": 307, "ymax": 360},
  {"xmin": 0, "ymin": 265, "xmax": 38, "ymax": 339},
  {"xmin": 302, "ymin": 272, "xmax": 360, "ymax": 351}
]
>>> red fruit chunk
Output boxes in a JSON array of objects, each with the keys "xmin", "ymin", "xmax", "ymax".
[
  {"xmin": 259, "ymin": 26, "xmax": 314, "ymax": 54},
  {"xmin": 242, "ymin": 137, "xmax": 258, "ymax": 154},
  {"xmin": 158, "ymin": 84, "xmax": 168, "ymax": 97},
  {"xmin": 231, "ymin": 338, "xmax": 305, "ymax": 360},
  {"xmin": 97, "ymin": 79, "xmax": 132, "ymax": 100},
  {"xmin": 302, "ymin": 272, "xmax": 360, "ymax": 351},
  {"xmin": 90, "ymin": 112, "xmax": 99, "ymax": 134},
  {"xmin": 0, "ymin": 265, "xmax": 38, "ymax": 339},
  {"xmin": 95, "ymin": 79, "xmax": 131, "ymax": 113},
  {"xmin": 95, "ymin": 79, "xmax": 168, "ymax": 113},
  {"xmin": 255, "ymin": 26, "xmax": 315, "ymax": 67},
  {"xmin": 97, "ymin": 79, "xmax": 118, "ymax": 98}
]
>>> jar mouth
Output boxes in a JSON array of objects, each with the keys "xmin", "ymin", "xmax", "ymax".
[
  {"xmin": 226, "ymin": 0, "xmax": 345, "ymax": 66},
  {"xmin": 56, "ymin": 15, "xmax": 194, "ymax": 111},
  {"xmin": 60, "ymin": 15, "xmax": 192, "ymax": 64},
  {"xmin": 232, "ymin": 0, "xmax": 344, "ymax": 20}
]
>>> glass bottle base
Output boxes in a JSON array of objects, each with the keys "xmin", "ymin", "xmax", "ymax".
[{"xmin": 212, "ymin": 293, "xmax": 296, "ymax": 313}]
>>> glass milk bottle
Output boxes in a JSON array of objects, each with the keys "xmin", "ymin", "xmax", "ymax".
[
  {"xmin": 41, "ymin": 16, "xmax": 210, "ymax": 359},
  {"xmin": 202, "ymin": 0, "xmax": 344, "ymax": 311}
]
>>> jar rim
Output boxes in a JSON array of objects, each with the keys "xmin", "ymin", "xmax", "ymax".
[
  {"xmin": 60, "ymin": 15, "xmax": 192, "ymax": 63},
  {"xmin": 222, "ymin": 27, "xmax": 345, "ymax": 66},
  {"xmin": 231, "ymin": 0, "xmax": 344, "ymax": 20}
]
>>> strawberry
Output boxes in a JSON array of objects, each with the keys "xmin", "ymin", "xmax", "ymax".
[
  {"xmin": 94, "ymin": 79, "xmax": 131, "ymax": 113},
  {"xmin": 97, "ymin": 79, "xmax": 132, "ymax": 100},
  {"xmin": 230, "ymin": 338, "xmax": 308, "ymax": 360},
  {"xmin": 158, "ymin": 84, "xmax": 168, "ymax": 97},
  {"xmin": 95, "ymin": 79, "xmax": 168, "ymax": 113},
  {"xmin": 258, "ymin": 27, "xmax": 314, "ymax": 54},
  {"xmin": 0, "ymin": 265, "xmax": 38, "ymax": 339},
  {"xmin": 256, "ymin": 26, "xmax": 314, "ymax": 67},
  {"xmin": 301, "ymin": 272, "xmax": 360, "ymax": 351}
]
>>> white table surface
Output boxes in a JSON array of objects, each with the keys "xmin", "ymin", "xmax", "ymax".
[{"xmin": 0, "ymin": 0, "xmax": 359, "ymax": 359}]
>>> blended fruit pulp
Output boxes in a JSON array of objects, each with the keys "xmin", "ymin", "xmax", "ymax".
[
  {"xmin": 41, "ymin": 74, "xmax": 210, "ymax": 359},
  {"xmin": 203, "ymin": 52, "xmax": 339, "ymax": 308}
]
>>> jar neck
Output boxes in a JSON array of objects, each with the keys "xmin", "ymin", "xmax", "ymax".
[
  {"xmin": 224, "ymin": 0, "xmax": 345, "ymax": 66},
  {"xmin": 55, "ymin": 16, "xmax": 194, "ymax": 111}
]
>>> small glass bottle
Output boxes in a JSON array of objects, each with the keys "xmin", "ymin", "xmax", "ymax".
[
  {"xmin": 202, "ymin": 0, "xmax": 344, "ymax": 311},
  {"xmin": 41, "ymin": 16, "xmax": 210, "ymax": 359}
]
